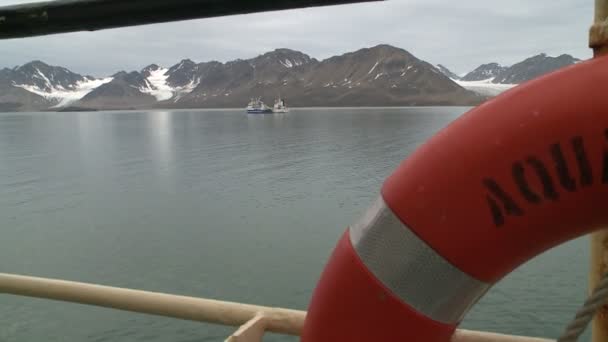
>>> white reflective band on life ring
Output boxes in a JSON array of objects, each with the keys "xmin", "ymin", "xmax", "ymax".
[{"xmin": 349, "ymin": 196, "xmax": 491, "ymax": 324}]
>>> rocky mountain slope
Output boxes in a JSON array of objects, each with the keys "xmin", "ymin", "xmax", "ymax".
[
  {"xmin": 0, "ymin": 45, "xmax": 482, "ymax": 111},
  {"xmin": 461, "ymin": 63, "xmax": 506, "ymax": 82},
  {"xmin": 491, "ymin": 53, "xmax": 580, "ymax": 84},
  {"xmin": 0, "ymin": 61, "xmax": 111, "ymax": 111},
  {"xmin": 0, "ymin": 47, "xmax": 581, "ymax": 112},
  {"xmin": 456, "ymin": 53, "xmax": 580, "ymax": 96}
]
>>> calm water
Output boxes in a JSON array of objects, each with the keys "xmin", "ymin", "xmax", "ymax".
[{"xmin": 0, "ymin": 108, "xmax": 590, "ymax": 341}]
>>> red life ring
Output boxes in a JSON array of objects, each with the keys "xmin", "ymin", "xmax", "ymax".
[{"xmin": 302, "ymin": 55, "xmax": 608, "ymax": 341}]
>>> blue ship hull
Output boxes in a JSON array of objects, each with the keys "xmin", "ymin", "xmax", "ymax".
[{"xmin": 247, "ymin": 109, "xmax": 273, "ymax": 114}]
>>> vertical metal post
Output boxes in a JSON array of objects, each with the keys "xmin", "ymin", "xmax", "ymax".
[
  {"xmin": 590, "ymin": 0, "xmax": 608, "ymax": 56},
  {"xmin": 590, "ymin": 232, "xmax": 608, "ymax": 342},
  {"xmin": 589, "ymin": 2, "xmax": 608, "ymax": 341}
]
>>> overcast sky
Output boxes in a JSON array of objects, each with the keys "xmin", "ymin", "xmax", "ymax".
[{"xmin": 0, "ymin": 0, "xmax": 594, "ymax": 77}]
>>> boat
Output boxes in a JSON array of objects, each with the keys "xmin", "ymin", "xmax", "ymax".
[
  {"xmin": 3, "ymin": 1, "xmax": 608, "ymax": 342},
  {"xmin": 246, "ymin": 97, "xmax": 273, "ymax": 114},
  {"xmin": 273, "ymin": 96, "xmax": 289, "ymax": 113}
]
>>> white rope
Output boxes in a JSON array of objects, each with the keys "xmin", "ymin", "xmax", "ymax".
[{"xmin": 557, "ymin": 272, "xmax": 608, "ymax": 341}]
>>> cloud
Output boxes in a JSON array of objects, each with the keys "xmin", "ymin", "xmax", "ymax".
[{"xmin": 0, "ymin": 0, "xmax": 594, "ymax": 76}]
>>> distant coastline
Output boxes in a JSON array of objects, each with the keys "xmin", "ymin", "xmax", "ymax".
[
  {"xmin": 0, "ymin": 45, "xmax": 577, "ymax": 113},
  {"xmin": 22, "ymin": 105, "xmax": 478, "ymax": 114}
]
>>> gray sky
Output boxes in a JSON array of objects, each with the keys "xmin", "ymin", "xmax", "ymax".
[{"xmin": 0, "ymin": 0, "xmax": 594, "ymax": 77}]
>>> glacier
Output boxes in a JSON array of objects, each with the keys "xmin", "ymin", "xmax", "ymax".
[
  {"xmin": 140, "ymin": 67, "xmax": 174, "ymax": 101},
  {"xmin": 14, "ymin": 76, "xmax": 113, "ymax": 107},
  {"xmin": 140, "ymin": 67, "xmax": 200, "ymax": 102},
  {"xmin": 454, "ymin": 78, "xmax": 517, "ymax": 97}
]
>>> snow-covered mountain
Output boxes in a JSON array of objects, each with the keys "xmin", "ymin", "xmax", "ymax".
[
  {"xmin": 0, "ymin": 61, "xmax": 111, "ymax": 109},
  {"xmin": 453, "ymin": 79, "xmax": 517, "ymax": 97},
  {"xmin": 461, "ymin": 63, "xmax": 506, "ymax": 82},
  {"xmin": 492, "ymin": 53, "xmax": 580, "ymax": 84},
  {"xmin": 0, "ymin": 48, "xmax": 581, "ymax": 111},
  {"xmin": 435, "ymin": 64, "xmax": 460, "ymax": 80},
  {"xmin": 455, "ymin": 53, "xmax": 580, "ymax": 96},
  {"xmin": 73, "ymin": 48, "xmax": 325, "ymax": 110},
  {"xmin": 0, "ymin": 45, "xmax": 481, "ymax": 111}
]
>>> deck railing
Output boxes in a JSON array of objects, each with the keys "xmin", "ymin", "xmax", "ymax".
[{"xmin": 0, "ymin": 272, "xmax": 552, "ymax": 342}]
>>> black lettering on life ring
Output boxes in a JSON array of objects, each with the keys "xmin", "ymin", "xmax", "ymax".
[
  {"xmin": 484, "ymin": 132, "xmax": 605, "ymax": 227},
  {"xmin": 525, "ymin": 157, "xmax": 559, "ymax": 200},
  {"xmin": 550, "ymin": 143, "xmax": 577, "ymax": 192},
  {"xmin": 483, "ymin": 178, "xmax": 524, "ymax": 227},
  {"xmin": 512, "ymin": 162, "xmax": 542, "ymax": 203},
  {"xmin": 572, "ymin": 136, "xmax": 593, "ymax": 187},
  {"xmin": 603, "ymin": 129, "xmax": 608, "ymax": 184}
]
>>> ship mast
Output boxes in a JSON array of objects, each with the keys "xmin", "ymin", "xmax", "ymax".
[{"xmin": 590, "ymin": 1, "xmax": 608, "ymax": 340}]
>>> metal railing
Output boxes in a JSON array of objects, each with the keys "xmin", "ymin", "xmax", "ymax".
[{"xmin": 0, "ymin": 272, "xmax": 552, "ymax": 342}]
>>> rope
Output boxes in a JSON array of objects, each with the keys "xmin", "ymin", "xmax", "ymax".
[{"xmin": 557, "ymin": 272, "xmax": 608, "ymax": 342}]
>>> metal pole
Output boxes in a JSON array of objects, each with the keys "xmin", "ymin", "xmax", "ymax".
[
  {"xmin": 452, "ymin": 330, "xmax": 553, "ymax": 342},
  {"xmin": 590, "ymin": 2, "xmax": 608, "ymax": 341},
  {"xmin": 590, "ymin": 232, "xmax": 608, "ymax": 342},
  {"xmin": 0, "ymin": 272, "xmax": 554, "ymax": 341},
  {"xmin": 590, "ymin": 0, "xmax": 608, "ymax": 56},
  {"xmin": 0, "ymin": 0, "xmax": 380, "ymax": 40},
  {"xmin": 0, "ymin": 273, "xmax": 306, "ymax": 336}
]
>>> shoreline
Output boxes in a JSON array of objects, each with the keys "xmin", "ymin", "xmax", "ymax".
[{"xmin": 0, "ymin": 105, "xmax": 477, "ymax": 114}]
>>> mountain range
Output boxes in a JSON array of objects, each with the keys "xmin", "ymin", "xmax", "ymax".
[
  {"xmin": 438, "ymin": 53, "xmax": 581, "ymax": 96},
  {"xmin": 0, "ymin": 45, "xmax": 581, "ymax": 112}
]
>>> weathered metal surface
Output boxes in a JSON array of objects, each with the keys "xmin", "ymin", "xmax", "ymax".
[
  {"xmin": 590, "ymin": 231, "xmax": 608, "ymax": 342},
  {"xmin": 590, "ymin": 0, "xmax": 608, "ymax": 55},
  {"xmin": 0, "ymin": 0, "xmax": 380, "ymax": 39},
  {"xmin": 590, "ymin": 3, "xmax": 608, "ymax": 341}
]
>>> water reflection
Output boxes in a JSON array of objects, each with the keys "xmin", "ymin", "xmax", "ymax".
[
  {"xmin": 148, "ymin": 111, "xmax": 174, "ymax": 184},
  {"xmin": 0, "ymin": 108, "xmax": 587, "ymax": 342}
]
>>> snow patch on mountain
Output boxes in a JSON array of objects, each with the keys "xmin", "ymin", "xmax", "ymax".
[
  {"xmin": 172, "ymin": 78, "xmax": 200, "ymax": 102},
  {"xmin": 140, "ymin": 68, "xmax": 174, "ymax": 101},
  {"xmin": 140, "ymin": 67, "xmax": 200, "ymax": 102},
  {"xmin": 368, "ymin": 61, "xmax": 380, "ymax": 75},
  {"xmin": 455, "ymin": 78, "xmax": 517, "ymax": 97},
  {"xmin": 33, "ymin": 68, "xmax": 53, "ymax": 89},
  {"xmin": 14, "ymin": 76, "xmax": 113, "ymax": 107},
  {"xmin": 401, "ymin": 65, "xmax": 413, "ymax": 76}
]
